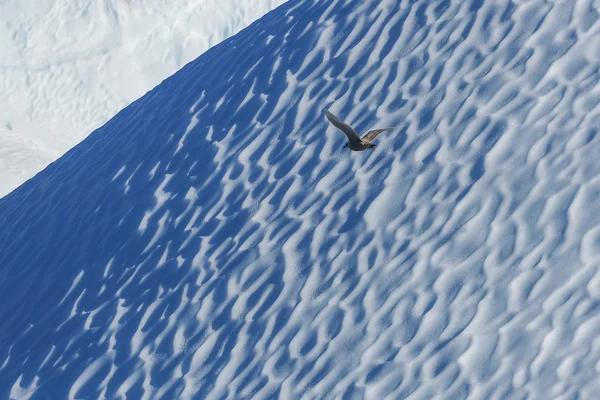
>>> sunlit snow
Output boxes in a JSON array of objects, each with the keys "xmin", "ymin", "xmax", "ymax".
[
  {"xmin": 1, "ymin": 0, "xmax": 600, "ymax": 398},
  {"xmin": 0, "ymin": 0, "xmax": 287, "ymax": 197}
]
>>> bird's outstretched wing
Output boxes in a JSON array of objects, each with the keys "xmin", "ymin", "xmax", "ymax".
[
  {"xmin": 361, "ymin": 127, "xmax": 395, "ymax": 143},
  {"xmin": 324, "ymin": 109, "xmax": 361, "ymax": 145}
]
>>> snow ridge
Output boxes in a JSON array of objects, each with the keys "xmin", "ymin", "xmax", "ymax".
[{"xmin": 0, "ymin": 0, "xmax": 288, "ymax": 197}]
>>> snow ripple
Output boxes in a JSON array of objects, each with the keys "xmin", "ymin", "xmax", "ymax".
[{"xmin": 1, "ymin": 0, "xmax": 600, "ymax": 398}]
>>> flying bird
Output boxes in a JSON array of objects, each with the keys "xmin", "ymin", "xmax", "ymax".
[{"xmin": 325, "ymin": 108, "xmax": 395, "ymax": 151}]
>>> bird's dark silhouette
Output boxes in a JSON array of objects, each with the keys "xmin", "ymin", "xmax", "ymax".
[{"xmin": 325, "ymin": 108, "xmax": 395, "ymax": 151}]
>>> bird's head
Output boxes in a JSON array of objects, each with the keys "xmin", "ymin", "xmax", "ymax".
[{"xmin": 368, "ymin": 143, "xmax": 377, "ymax": 149}]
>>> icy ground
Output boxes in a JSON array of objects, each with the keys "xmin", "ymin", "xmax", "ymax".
[
  {"xmin": 0, "ymin": 0, "xmax": 287, "ymax": 197},
  {"xmin": 2, "ymin": 0, "xmax": 600, "ymax": 398}
]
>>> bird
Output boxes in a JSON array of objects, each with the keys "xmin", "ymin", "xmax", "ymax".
[{"xmin": 324, "ymin": 108, "xmax": 395, "ymax": 151}]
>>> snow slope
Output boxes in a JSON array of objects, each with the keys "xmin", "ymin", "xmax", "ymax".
[
  {"xmin": 2, "ymin": 0, "xmax": 600, "ymax": 398},
  {"xmin": 0, "ymin": 0, "xmax": 287, "ymax": 198}
]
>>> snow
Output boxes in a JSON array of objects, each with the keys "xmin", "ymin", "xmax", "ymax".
[
  {"xmin": 1, "ymin": 0, "xmax": 600, "ymax": 398},
  {"xmin": 0, "ymin": 0, "xmax": 288, "ymax": 198}
]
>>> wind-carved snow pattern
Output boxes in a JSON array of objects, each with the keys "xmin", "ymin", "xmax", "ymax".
[
  {"xmin": 1, "ymin": 0, "xmax": 600, "ymax": 398},
  {"xmin": 0, "ymin": 0, "xmax": 288, "ymax": 198}
]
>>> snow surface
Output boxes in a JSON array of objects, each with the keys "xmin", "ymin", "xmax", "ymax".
[
  {"xmin": 2, "ymin": 0, "xmax": 600, "ymax": 398},
  {"xmin": 0, "ymin": 0, "xmax": 287, "ymax": 198}
]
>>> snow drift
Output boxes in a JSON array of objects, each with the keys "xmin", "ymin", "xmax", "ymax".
[{"xmin": 1, "ymin": 0, "xmax": 600, "ymax": 398}]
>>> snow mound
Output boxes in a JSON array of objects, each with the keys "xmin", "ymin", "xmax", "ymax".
[{"xmin": 1, "ymin": 0, "xmax": 600, "ymax": 398}]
